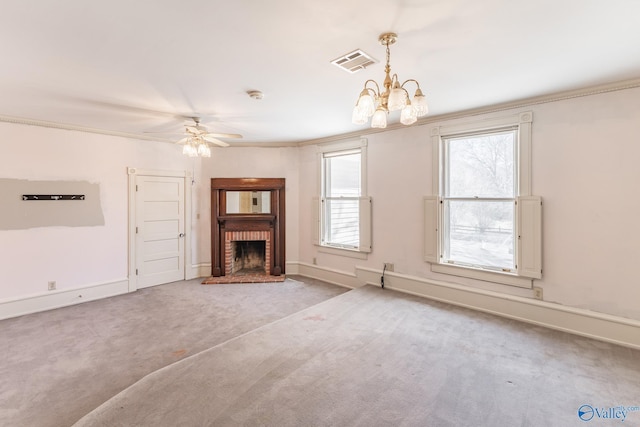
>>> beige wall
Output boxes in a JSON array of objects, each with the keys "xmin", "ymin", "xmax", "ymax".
[
  {"xmin": 298, "ymin": 86, "xmax": 640, "ymax": 321},
  {"xmin": 1, "ymin": 85, "xmax": 639, "ymax": 323}
]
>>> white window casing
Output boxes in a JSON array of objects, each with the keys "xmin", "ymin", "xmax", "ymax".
[
  {"xmin": 423, "ymin": 196, "xmax": 439, "ymax": 263},
  {"xmin": 312, "ymin": 196, "xmax": 320, "ymax": 246},
  {"xmin": 426, "ymin": 111, "xmax": 541, "ymax": 288},
  {"xmin": 314, "ymin": 139, "xmax": 370, "ymax": 256},
  {"xmin": 517, "ymin": 196, "xmax": 542, "ymax": 279},
  {"xmin": 358, "ymin": 196, "xmax": 372, "ymax": 253}
]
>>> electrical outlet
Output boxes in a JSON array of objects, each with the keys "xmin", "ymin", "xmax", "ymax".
[
  {"xmin": 48, "ymin": 281, "xmax": 56, "ymax": 291},
  {"xmin": 312, "ymin": 257, "xmax": 317, "ymax": 265},
  {"xmin": 384, "ymin": 263, "xmax": 394, "ymax": 272},
  {"xmin": 533, "ymin": 286, "xmax": 543, "ymax": 300}
]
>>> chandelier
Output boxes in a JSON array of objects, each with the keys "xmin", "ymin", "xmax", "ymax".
[{"xmin": 352, "ymin": 33, "xmax": 428, "ymax": 128}]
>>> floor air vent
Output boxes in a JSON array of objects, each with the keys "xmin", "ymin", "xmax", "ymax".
[{"xmin": 331, "ymin": 49, "xmax": 377, "ymax": 73}]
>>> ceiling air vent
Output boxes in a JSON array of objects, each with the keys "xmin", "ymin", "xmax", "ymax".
[{"xmin": 331, "ymin": 49, "xmax": 377, "ymax": 73}]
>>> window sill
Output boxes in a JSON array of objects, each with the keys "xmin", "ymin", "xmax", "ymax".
[
  {"xmin": 431, "ymin": 263, "xmax": 532, "ymax": 289},
  {"xmin": 318, "ymin": 245, "xmax": 369, "ymax": 260}
]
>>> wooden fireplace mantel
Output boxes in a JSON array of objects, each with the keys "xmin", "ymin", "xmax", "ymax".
[{"xmin": 210, "ymin": 178, "xmax": 285, "ymax": 277}]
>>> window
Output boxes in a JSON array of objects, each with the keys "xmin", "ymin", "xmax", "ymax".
[
  {"xmin": 443, "ymin": 128, "xmax": 517, "ymax": 271},
  {"xmin": 314, "ymin": 139, "xmax": 371, "ymax": 254},
  {"xmin": 425, "ymin": 112, "xmax": 541, "ymax": 287},
  {"xmin": 323, "ymin": 149, "xmax": 361, "ymax": 248}
]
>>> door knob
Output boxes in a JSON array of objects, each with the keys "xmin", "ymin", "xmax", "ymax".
[{"xmin": 179, "ymin": 233, "xmax": 185, "ymax": 238}]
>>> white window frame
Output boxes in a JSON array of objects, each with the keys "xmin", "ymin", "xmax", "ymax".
[
  {"xmin": 426, "ymin": 112, "xmax": 541, "ymax": 288},
  {"xmin": 314, "ymin": 139, "xmax": 371, "ymax": 256}
]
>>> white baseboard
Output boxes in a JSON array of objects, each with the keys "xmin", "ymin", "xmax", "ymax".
[
  {"xmin": 0, "ymin": 278, "xmax": 129, "ymax": 320},
  {"xmin": 291, "ymin": 262, "xmax": 640, "ymax": 350},
  {"xmin": 188, "ymin": 263, "xmax": 211, "ymax": 280},
  {"xmin": 285, "ymin": 261, "xmax": 300, "ymax": 275},
  {"xmin": 289, "ymin": 262, "xmax": 359, "ymax": 289}
]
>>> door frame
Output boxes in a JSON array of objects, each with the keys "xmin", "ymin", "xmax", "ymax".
[{"xmin": 127, "ymin": 167, "xmax": 193, "ymax": 292}]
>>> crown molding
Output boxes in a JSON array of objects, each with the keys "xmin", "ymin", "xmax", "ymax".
[
  {"xmin": 2, "ymin": 77, "xmax": 639, "ymax": 148},
  {"xmin": 297, "ymin": 77, "xmax": 640, "ymax": 147},
  {"xmin": 0, "ymin": 114, "xmax": 177, "ymax": 143}
]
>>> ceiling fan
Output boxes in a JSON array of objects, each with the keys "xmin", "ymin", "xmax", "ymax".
[
  {"xmin": 146, "ymin": 116, "xmax": 242, "ymax": 157},
  {"xmin": 179, "ymin": 117, "xmax": 242, "ymax": 147}
]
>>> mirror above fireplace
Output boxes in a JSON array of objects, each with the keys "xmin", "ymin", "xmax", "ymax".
[{"xmin": 226, "ymin": 191, "xmax": 271, "ymax": 214}]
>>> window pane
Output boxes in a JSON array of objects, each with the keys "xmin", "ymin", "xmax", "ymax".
[
  {"xmin": 446, "ymin": 131, "xmax": 515, "ymax": 198},
  {"xmin": 324, "ymin": 198, "xmax": 359, "ymax": 248},
  {"xmin": 326, "ymin": 153, "xmax": 361, "ymax": 197},
  {"xmin": 444, "ymin": 200, "xmax": 514, "ymax": 270}
]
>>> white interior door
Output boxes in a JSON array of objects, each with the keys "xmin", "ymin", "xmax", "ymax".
[{"xmin": 135, "ymin": 175, "xmax": 185, "ymax": 288}]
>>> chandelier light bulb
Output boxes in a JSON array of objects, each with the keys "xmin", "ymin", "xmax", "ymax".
[
  {"xmin": 387, "ymin": 84, "xmax": 407, "ymax": 112},
  {"xmin": 371, "ymin": 107, "xmax": 388, "ymax": 128},
  {"xmin": 400, "ymin": 103, "xmax": 417, "ymax": 125},
  {"xmin": 412, "ymin": 88, "xmax": 429, "ymax": 117}
]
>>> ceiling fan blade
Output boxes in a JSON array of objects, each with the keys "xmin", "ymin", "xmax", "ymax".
[
  {"xmin": 203, "ymin": 136, "xmax": 230, "ymax": 147},
  {"xmin": 176, "ymin": 137, "xmax": 190, "ymax": 145},
  {"xmin": 206, "ymin": 132, "xmax": 243, "ymax": 139},
  {"xmin": 143, "ymin": 130, "xmax": 184, "ymax": 135}
]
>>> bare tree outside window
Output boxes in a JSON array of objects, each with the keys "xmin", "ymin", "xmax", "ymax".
[{"xmin": 443, "ymin": 130, "xmax": 517, "ymax": 270}]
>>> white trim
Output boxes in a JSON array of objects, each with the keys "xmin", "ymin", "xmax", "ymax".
[
  {"xmin": 290, "ymin": 262, "xmax": 361, "ymax": 289},
  {"xmin": 318, "ymin": 245, "xmax": 368, "ymax": 260},
  {"xmin": 423, "ymin": 196, "xmax": 439, "ymax": 263},
  {"xmin": 428, "ymin": 112, "xmax": 536, "ymax": 287},
  {"xmin": 517, "ymin": 196, "xmax": 542, "ymax": 278},
  {"xmin": 318, "ymin": 139, "xmax": 369, "ymax": 255},
  {"xmin": 431, "ymin": 263, "xmax": 532, "ymax": 288},
  {"xmin": 189, "ymin": 263, "xmax": 211, "ymax": 279},
  {"xmin": 285, "ymin": 261, "xmax": 300, "ymax": 275},
  {"xmin": 127, "ymin": 168, "xmax": 192, "ymax": 291},
  {"xmin": 297, "ymin": 77, "xmax": 640, "ymax": 147},
  {"xmin": 0, "ymin": 279, "xmax": 128, "ymax": 320},
  {"xmin": 3, "ymin": 78, "xmax": 639, "ymax": 149},
  {"xmin": 315, "ymin": 137, "xmax": 368, "ymax": 152},
  {"xmin": 0, "ymin": 114, "xmax": 176, "ymax": 143},
  {"xmin": 355, "ymin": 267, "xmax": 640, "ymax": 350}
]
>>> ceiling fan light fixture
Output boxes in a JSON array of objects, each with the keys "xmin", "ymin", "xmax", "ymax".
[
  {"xmin": 183, "ymin": 142, "xmax": 197, "ymax": 157},
  {"xmin": 176, "ymin": 117, "xmax": 242, "ymax": 157},
  {"xmin": 197, "ymin": 141, "xmax": 211, "ymax": 157}
]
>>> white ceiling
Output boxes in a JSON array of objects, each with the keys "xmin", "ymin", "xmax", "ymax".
[{"xmin": 1, "ymin": 0, "xmax": 640, "ymax": 145}]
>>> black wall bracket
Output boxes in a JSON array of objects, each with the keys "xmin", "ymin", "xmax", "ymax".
[{"xmin": 22, "ymin": 195, "xmax": 85, "ymax": 201}]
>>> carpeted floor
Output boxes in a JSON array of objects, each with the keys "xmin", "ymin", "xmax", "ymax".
[
  {"xmin": 0, "ymin": 276, "xmax": 347, "ymax": 427},
  {"xmin": 72, "ymin": 285, "xmax": 640, "ymax": 427}
]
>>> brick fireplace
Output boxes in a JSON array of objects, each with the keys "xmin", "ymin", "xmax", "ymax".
[{"xmin": 210, "ymin": 178, "xmax": 285, "ymax": 279}]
